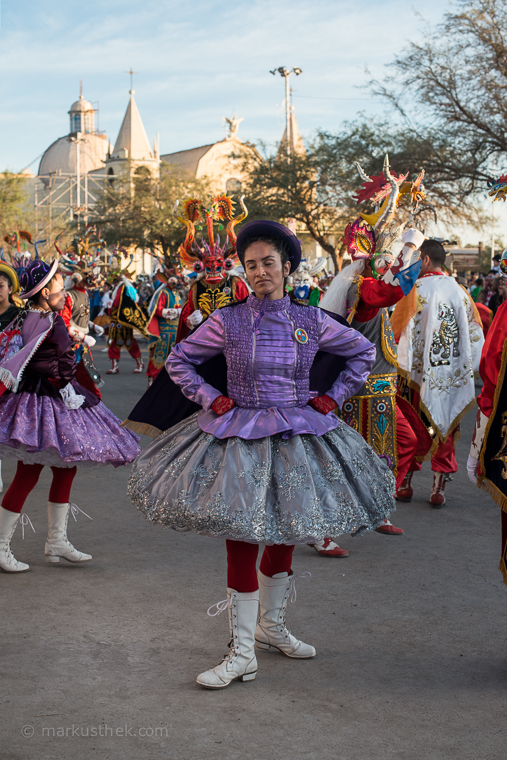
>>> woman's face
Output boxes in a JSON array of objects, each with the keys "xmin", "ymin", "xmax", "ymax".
[
  {"xmin": 0, "ymin": 275, "xmax": 13, "ymax": 306},
  {"xmin": 243, "ymin": 241, "xmax": 291, "ymax": 299},
  {"xmin": 42, "ymin": 274, "xmax": 67, "ymax": 312}
]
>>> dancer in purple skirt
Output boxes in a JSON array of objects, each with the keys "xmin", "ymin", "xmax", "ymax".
[{"xmin": 0, "ymin": 259, "xmax": 140, "ymax": 573}]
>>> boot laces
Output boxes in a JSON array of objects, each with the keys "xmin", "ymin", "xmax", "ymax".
[
  {"xmin": 69, "ymin": 503, "xmax": 93, "ymax": 522},
  {"xmin": 19, "ymin": 514, "xmax": 35, "ymax": 539},
  {"xmin": 207, "ymin": 596, "xmax": 233, "ymax": 617},
  {"xmin": 205, "ymin": 595, "xmax": 242, "ymax": 661},
  {"xmin": 287, "ymin": 571, "xmax": 311, "ymax": 603}
]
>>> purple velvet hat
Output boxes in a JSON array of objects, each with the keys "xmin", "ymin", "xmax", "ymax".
[
  {"xmin": 236, "ymin": 220, "xmax": 302, "ymax": 274},
  {"xmin": 19, "ymin": 259, "xmax": 59, "ymax": 300}
]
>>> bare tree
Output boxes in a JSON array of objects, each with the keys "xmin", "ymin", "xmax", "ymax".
[
  {"xmin": 90, "ymin": 162, "xmax": 213, "ymax": 267},
  {"xmin": 369, "ymin": 0, "xmax": 507, "ymax": 213}
]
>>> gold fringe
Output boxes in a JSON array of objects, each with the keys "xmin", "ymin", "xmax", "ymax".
[
  {"xmin": 477, "ymin": 476, "xmax": 507, "ymax": 514},
  {"xmin": 399, "ymin": 372, "xmax": 477, "ymax": 448},
  {"xmin": 498, "ymin": 556, "xmax": 507, "ymax": 587},
  {"xmin": 347, "ymin": 276, "xmax": 363, "ymax": 324},
  {"xmin": 380, "ymin": 312, "xmax": 399, "ymax": 368},
  {"xmin": 121, "ymin": 418, "xmax": 162, "ymax": 438}
]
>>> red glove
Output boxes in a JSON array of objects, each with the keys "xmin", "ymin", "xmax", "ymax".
[
  {"xmin": 308, "ymin": 394, "xmax": 338, "ymax": 415},
  {"xmin": 211, "ymin": 395, "xmax": 235, "ymax": 416}
]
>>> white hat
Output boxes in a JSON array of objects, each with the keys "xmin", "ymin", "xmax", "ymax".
[{"xmin": 402, "ymin": 229, "xmax": 425, "ymax": 248}]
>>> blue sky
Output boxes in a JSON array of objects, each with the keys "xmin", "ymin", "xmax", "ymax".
[
  {"xmin": 0, "ymin": 0, "xmax": 501, "ymax": 244},
  {"xmin": 0, "ymin": 0, "xmax": 446, "ymax": 172}
]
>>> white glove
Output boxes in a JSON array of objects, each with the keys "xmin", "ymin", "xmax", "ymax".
[
  {"xmin": 469, "ymin": 409, "xmax": 488, "ymax": 459},
  {"xmin": 90, "ymin": 321, "xmax": 104, "ymax": 336},
  {"xmin": 186, "ymin": 310, "xmax": 203, "ymax": 328},
  {"xmin": 467, "ymin": 454, "xmax": 479, "ymax": 485},
  {"xmin": 83, "ymin": 335, "xmax": 96, "ymax": 348},
  {"xmin": 162, "ymin": 307, "xmax": 181, "ymax": 320},
  {"xmin": 69, "ymin": 326, "xmax": 86, "ymax": 343},
  {"xmin": 382, "ymin": 241, "xmax": 421, "ymax": 287},
  {"xmin": 59, "ymin": 383, "xmax": 86, "ymax": 410}
]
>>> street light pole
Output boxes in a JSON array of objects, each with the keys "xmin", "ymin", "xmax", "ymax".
[
  {"xmin": 69, "ymin": 132, "xmax": 87, "ymax": 229},
  {"xmin": 270, "ymin": 67, "xmax": 302, "ymax": 161},
  {"xmin": 76, "ymin": 132, "xmax": 81, "ymax": 210}
]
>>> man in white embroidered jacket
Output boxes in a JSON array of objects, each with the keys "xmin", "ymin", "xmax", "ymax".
[{"xmin": 395, "ymin": 239, "xmax": 484, "ymax": 506}]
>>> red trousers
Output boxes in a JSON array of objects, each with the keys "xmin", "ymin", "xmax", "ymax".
[
  {"xmin": 2, "ymin": 461, "xmax": 77, "ymax": 513},
  {"xmin": 409, "ymin": 427, "xmax": 459, "ymax": 474},
  {"xmin": 108, "ymin": 338, "xmax": 141, "ymax": 362},
  {"xmin": 226, "ymin": 540, "xmax": 295, "ymax": 592},
  {"xmin": 395, "ymin": 404, "xmax": 418, "ymax": 489}
]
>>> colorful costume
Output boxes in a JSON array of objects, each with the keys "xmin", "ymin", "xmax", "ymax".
[
  {"xmin": 320, "ymin": 156, "xmax": 426, "ymax": 542},
  {"xmin": 129, "ymin": 295, "xmax": 394, "ymax": 539},
  {"xmin": 107, "ymin": 277, "xmax": 147, "ymax": 374},
  {"xmin": 469, "ymin": 299, "xmax": 507, "ymax": 584},
  {"xmin": 126, "ymin": 218, "xmax": 395, "ymax": 690},
  {"xmin": 174, "ymin": 195, "xmax": 249, "ymax": 343},
  {"xmin": 395, "ymin": 270, "xmax": 484, "ymax": 503},
  {"xmin": 289, "ymin": 257, "xmax": 327, "ymax": 306},
  {"xmin": 0, "ymin": 260, "xmax": 140, "ymax": 574},
  {"xmin": 146, "ymin": 279, "xmax": 181, "ymax": 383}
]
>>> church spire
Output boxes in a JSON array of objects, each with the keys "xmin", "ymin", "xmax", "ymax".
[
  {"xmin": 111, "ymin": 89, "xmax": 154, "ymax": 161},
  {"xmin": 277, "ymin": 106, "xmax": 305, "ymax": 159}
]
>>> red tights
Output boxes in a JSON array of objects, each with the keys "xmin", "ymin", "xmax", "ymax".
[
  {"xmin": 2, "ymin": 461, "xmax": 77, "ymax": 513},
  {"xmin": 226, "ymin": 539, "xmax": 295, "ymax": 592}
]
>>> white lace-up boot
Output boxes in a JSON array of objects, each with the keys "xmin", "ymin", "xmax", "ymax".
[
  {"xmin": 133, "ymin": 357, "xmax": 144, "ymax": 374},
  {"xmin": 0, "ymin": 506, "xmax": 30, "ymax": 572},
  {"xmin": 255, "ymin": 571, "xmax": 316, "ymax": 658},
  {"xmin": 45, "ymin": 502, "xmax": 92, "ymax": 563},
  {"xmin": 196, "ymin": 588, "xmax": 259, "ymax": 689}
]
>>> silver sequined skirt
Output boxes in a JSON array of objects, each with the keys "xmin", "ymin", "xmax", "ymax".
[{"xmin": 128, "ymin": 413, "xmax": 396, "ymax": 545}]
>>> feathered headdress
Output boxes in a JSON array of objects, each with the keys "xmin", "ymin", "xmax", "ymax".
[
  {"xmin": 173, "ymin": 194, "xmax": 248, "ymax": 272},
  {"xmin": 344, "ymin": 155, "xmax": 428, "ymax": 261},
  {"xmin": 2, "ymin": 230, "xmax": 47, "ymax": 282}
]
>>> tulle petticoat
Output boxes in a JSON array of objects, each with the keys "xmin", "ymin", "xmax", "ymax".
[
  {"xmin": 0, "ymin": 391, "xmax": 140, "ymax": 468},
  {"xmin": 128, "ymin": 413, "xmax": 396, "ymax": 545}
]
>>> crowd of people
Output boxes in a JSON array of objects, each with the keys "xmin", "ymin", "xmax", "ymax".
[{"xmin": 0, "ymin": 172, "xmax": 506, "ymax": 691}]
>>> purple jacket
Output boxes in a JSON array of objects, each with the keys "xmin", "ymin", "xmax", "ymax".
[{"xmin": 166, "ymin": 294, "xmax": 375, "ymax": 440}]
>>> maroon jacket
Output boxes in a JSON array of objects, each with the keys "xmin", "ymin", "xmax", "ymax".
[{"xmin": 18, "ymin": 314, "xmax": 99, "ymax": 408}]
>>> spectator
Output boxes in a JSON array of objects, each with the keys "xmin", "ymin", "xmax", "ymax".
[
  {"xmin": 488, "ymin": 276, "xmax": 507, "ymax": 314},
  {"xmin": 471, "ymin": 276, "xmax": 483, "ymax": 302},
  {"xmin": 476, "ymin": 289, "xmax": 494, "ymax": 337}
]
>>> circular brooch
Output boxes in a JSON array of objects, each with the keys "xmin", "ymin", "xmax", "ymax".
[
  {"xmin": 223, "ymin": 287, "xmax": 231, "ymax": 295},
  {"xmin": 295, "ymin": 328, "xmax": 309, "ymax": 345}
]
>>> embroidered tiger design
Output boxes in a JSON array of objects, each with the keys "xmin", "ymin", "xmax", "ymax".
[{"xmin": 430, "ymin": 303, "xmax": 460, "ymax": 366}]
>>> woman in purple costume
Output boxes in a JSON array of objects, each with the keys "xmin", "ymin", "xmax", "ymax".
[
  {"xmin": 128, "ymin": 221, "xmax": 395, "ymax": 689},
  {"xmin": 0, "ymin": 260, "xmax": 140, "ymax": 574}
]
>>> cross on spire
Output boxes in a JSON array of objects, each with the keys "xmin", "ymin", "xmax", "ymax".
[{"xmin": 125, "ymin": 68, "xmax": 138, "ymax": 93}]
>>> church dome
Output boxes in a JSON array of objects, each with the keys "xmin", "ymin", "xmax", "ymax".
[
  {"xmin": 69, "ymin": 95, "xmax": 94, "ymax": 113},
  {"xmin": 38, "ymin": 133, "xmax": 111, "ymax": 182}
]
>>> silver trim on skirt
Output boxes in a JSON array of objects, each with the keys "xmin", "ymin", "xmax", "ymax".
[{"xmin": 128, "ymin": 413, "xmax": 396, "ymax": 545}]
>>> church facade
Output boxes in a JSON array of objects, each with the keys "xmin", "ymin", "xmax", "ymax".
[{"xmin": 20, "ymin": 86, "xmax": 325, "ymax": 273}]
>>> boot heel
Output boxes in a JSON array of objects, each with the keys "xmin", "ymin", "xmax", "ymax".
[
  {"xmin": 46, "ymin": 555, "xmax": 60, "ymax": 563},
  {"xmin": 240, "ymin": 671, "xmax": 256, "ymax": 682},
  {"xmin": 255, "ymin": 640, "xmax": 271, "ymax": 651}
]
